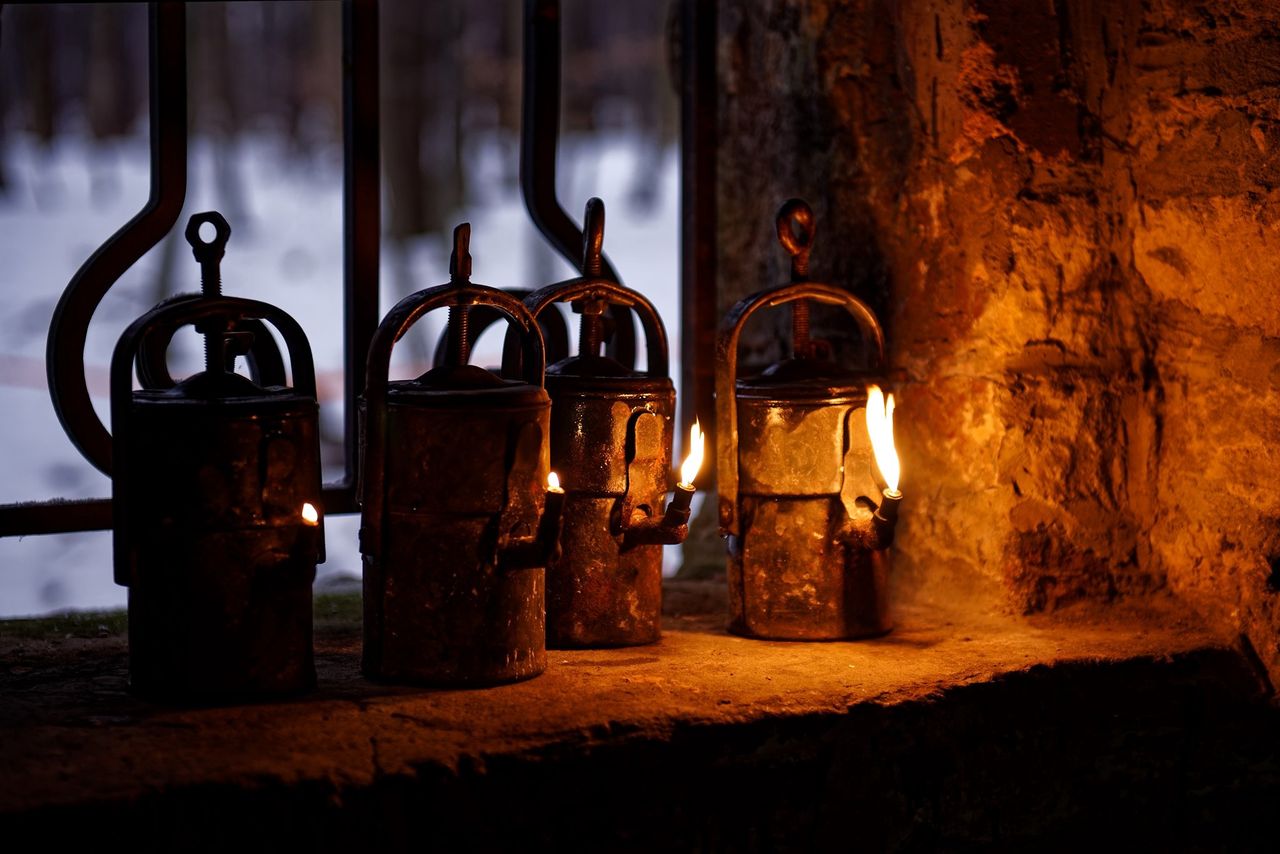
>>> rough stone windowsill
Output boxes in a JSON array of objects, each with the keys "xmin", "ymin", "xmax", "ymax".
[{"xmin": 1, "ymin": 582, "xmax": 1275, "ymax": 849}]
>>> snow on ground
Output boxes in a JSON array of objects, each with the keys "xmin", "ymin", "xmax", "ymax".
[{"xmin": 0, "ymin": 131, "xmax": 684, "ymax": 618}]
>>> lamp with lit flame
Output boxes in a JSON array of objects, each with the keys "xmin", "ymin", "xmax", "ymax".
[
  {"xmin": 109, "ymin": 210, "xmax": 325, "ymax": 701},
  {"xmin": 716, "ymin": 198, "xmax": 901, "ymax": 640},
  {"xmin": 508, "ymin": 197, "xmax": 691, "ymax": 648}
]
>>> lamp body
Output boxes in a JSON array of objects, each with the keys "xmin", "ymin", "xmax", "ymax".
[
  {"xmin": 728, "ymin": 378, "xmax": 890, "ymax": 640},
  {"xmin": 544, "ymin": 369, "xmax": 675, "ymax": 647},
  {"xmin": 123, "ymin": 389, "xmax": 322, "ymax": 699},
  {"xmin": 359, "ymin": 248, "xmax": 557, "ymax": 687},
  {"xmin": 361, "ymin": 375, "xmax": 551, "ymax": 685},
  {"xmin": 111, "ymin": 280, "xmax": 326, "ymax": 704},
  {"xmin": 515, "ymin": 209, "xmax": 684, "ymax": 649}
]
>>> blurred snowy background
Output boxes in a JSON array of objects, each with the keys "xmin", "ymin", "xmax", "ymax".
[{"xmin": 0, "ymin": 2, "xmax": 683, "ymax": 617}]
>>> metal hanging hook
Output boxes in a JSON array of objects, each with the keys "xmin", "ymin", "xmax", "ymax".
[
  {"xmin": 184, "ymin": 210, "xmax": 232, "ymax": 273},
  {"xmin": 776, "ymin": 198, "xmax": 815, "ymax": 280},
  {"xmin": 448, "ymin": 223, "xmax": 474, "ymax": 365},
  {"xmin": 449, "ymin": 222, "xmax": 472, "ymax": 283},
  {"xmin": 577, "ymin": 197, "xmax": 607, "ymax": 357},
  {"xmin": 184, "ymin": 211, "xmax": 233, "ymax": 374},
  {"xmin": 777, "ymin": 199, "xmax": 816, "ymax": 357},
  {"xmin": 582, "ymin": 197, "xmax": 605, "ymax": 278}
]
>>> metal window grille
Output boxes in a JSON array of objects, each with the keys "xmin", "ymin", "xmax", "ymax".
[{"xmin": 0, "ymin": 0, "xmax": 716, "ymax": 539}]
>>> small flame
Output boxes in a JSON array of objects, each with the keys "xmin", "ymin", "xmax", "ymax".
[
  {"xmin": 865, "ymin": 386, "xmax": 900, "ymax": 494},
  {"xmin": 679, "ymin": 419, "xmax": 705, "ymax": 488},
  {"xmin": 301, "ymin": 502, "xmax": 320, "ymax": 526},
  {"xmin": 547, "ymin": 471, "xmax": 563, "ymax": 492}
]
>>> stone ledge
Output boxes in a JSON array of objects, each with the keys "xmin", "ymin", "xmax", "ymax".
[{"xmin": 2, "ymin": 585, "xmax": 1277, "ymax": 850}]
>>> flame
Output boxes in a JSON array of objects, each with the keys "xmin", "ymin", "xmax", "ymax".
[
  {"xmin": 865, "ymin": 386, "xmax": 900, "ymax": 494},
  {"xmin": 301, "ymin": 502, "xmax": 320, "ymax": 526},
  {"xmin": 547, "ymin": 471, "xmax": 563, "ymax": 492},
  {"xmin": 679, "ymin": 419, "xmax": 705, "ymax": 487}
]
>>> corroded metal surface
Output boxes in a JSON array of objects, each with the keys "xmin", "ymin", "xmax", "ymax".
[
  {"xmin": 717, "ymin": 199, "xmax": 898, "ymax": 640},
  {"xmin": 111, "ymin": 212, "xmax": 324, "ymax": 702},
  {"xmin": 361, "ymin": 225, "xmax": 558, "ymax": 686},
  {"xmin": 543, "ymin": 383, "xmax": 675, "ymax": 647},
  {"xmin": 519, "ymin": 199, "xmax": 685, "ymax": 648}
]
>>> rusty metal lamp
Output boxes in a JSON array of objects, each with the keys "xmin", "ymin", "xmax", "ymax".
[
  {"xmin": 716, "ymin": 199, "xmax": 902, "ymax": 640},
  {"xmin": 513, "ymin": 198, "xmax": 698, "ymax": 648},
  {"xmin": 360, "ymin": 224, "xmax": 562, "ymax": 686},
  {"xmin": 111, "ymin": 211, "xmax": 325, "ymax": 701}
]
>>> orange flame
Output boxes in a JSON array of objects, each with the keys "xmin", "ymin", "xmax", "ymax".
[
  {"xmin": 865, "ymin": 386, "xmax": 900, "ymax": 494},
  {"xmin": 301, "ymin": 502, "xmax": 320, "ymax": 526},
  {"xmin": 679, "ymin": 419, "xmax": 705, "ymax": 488},
  {"xmin": 547, "ymin": 471, "xmax": 563, "ymax": 492}
]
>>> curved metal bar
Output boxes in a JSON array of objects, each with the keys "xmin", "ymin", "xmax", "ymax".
[
  {"xmin": 521, "ymin": 0, "xmax": 616, "ymax": 279},
  {"xmin": 715, "ymin": 281, "xmax": 886, "ymax": 538},
  {"xmin": 520, "ymin": 0, "xmax": 636, "ymax": 366},
  {"xmin": 46, "ymin": 2, "xmax": 188, "ymax": 476}
]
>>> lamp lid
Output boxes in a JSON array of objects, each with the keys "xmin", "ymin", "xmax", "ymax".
[
  {"xmin": 737, "ymin": 357, "xmax": 875, "ymax": 401},
  {"xmin": 387, "ymin": 362, "xmax": 547, "ymax": 409}
]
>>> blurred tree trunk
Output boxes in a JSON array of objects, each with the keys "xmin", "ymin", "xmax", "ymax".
[
  {"xmin": 0, "ymin": 6, "xmax": 8, "ymax": 192},
  {"xmin": 193, "ymin": 3, "xmax": 247, "ymax": 229},
  {"xmin": 305, "ymin": 4, "xmax": 343, "ymax": 151},
  {"xmin": 13, "ymin": 4, "xmax": 54, "ymax": 143},
  {"xmin": 381, "ymin": 0, "xmax": 429, "ymax": 365},
  {"xmin": 85, "ymin": 5, "xmax": 134, "ymax": 140},
  {"xmin": 381, "ymin": 0, "xmax": 428, "ymax": 245},
  {"xmin": 153, "ymin": 3, "xmax": 247, "ymax": 303},
  {"xmin": 85, "ymin": 4, "xmax": 137, "ymax": 205},
  {"xmin": 270, "ymin": 2, "xmax": 341, "ymax": 157},
  {"xmin": 382, "ymin": 0, "xmax": 464, "ymax": 244},
  {"xmin": 12, "ymin": 3, "xmax": 57, "ymax": 209},
  {"xmin": 382, "ymin": 0, "xmax": 465, "ymax": 365}
]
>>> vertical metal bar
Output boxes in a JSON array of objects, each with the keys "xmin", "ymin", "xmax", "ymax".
[
  {"xmin": 340, "ymin": 0, "xmax": 379, "ymax": 507},
  {"xmin": 43, "ymin": 0, "xmax": 187, "ymax": 477},
  {"xmin": 680, "ymin": 0, "xmax": 717, "ymax": 445}
]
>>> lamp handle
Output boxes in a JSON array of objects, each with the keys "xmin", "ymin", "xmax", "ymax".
[
  {"xmin": 359, "ymin": 224, "xmax": 548, "ymax": 560},
  {"xmin": 504, "ymin": 198, "xmax": 671, "ymax": 378},
  {"xmin": 429, "ymin": 290, "xmax": 572, "ymax": 374}
]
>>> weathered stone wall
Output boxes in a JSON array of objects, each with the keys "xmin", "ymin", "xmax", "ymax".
[{"xmin": 718, "ymin": 0, "xmax": 1280, "ymax": 680}]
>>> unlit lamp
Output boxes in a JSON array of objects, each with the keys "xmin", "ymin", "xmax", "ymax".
[{"xmin": 111, "ymin": 211, "xmax": 325, "ymax": 702}]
